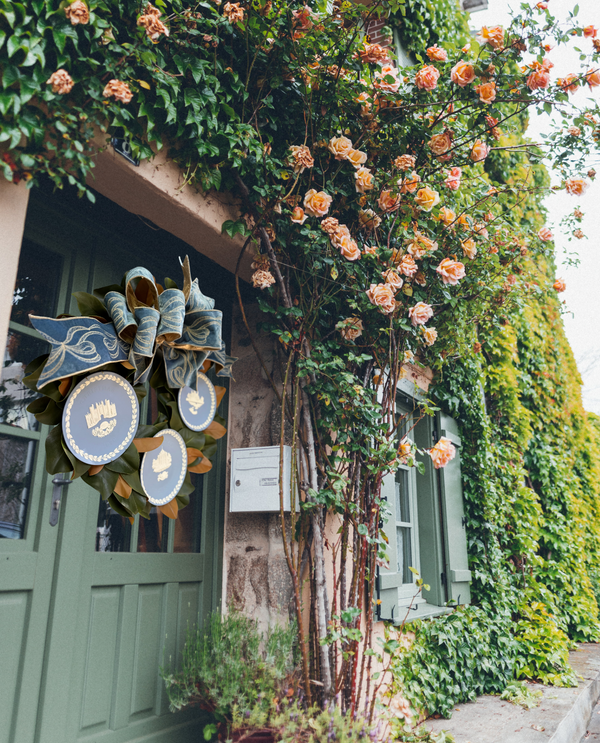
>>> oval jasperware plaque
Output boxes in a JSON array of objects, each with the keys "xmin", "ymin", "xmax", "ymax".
[
  {"xmin": 140, "ymin": 429, "xmax": 187, "ymax": 506},
  {"xmin": 62, "ymin": 372, "xmax": 140, "ymax": 465},
  {"xmin": 177, "ymin": 372, "xmax": 217, "ymax": 432}
]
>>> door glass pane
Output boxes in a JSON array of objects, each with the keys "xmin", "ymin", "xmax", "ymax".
[
  {"xmin": 96, "ymin": 498, "xmax": 132, "ymax": 552},
  {"xmin": 0, "ymin": 434, "xmax": 36, "ymax": 539},
  {"xmin": 396, "ymin": 469, "xmax": 410, "ymax": 523},
  {"xmin": 11, "ymin": 239, "xmax": 63, "ymax": 326},
  {"xmin": 173, "ymin": 474, "xmax": 203, "ymax": 553},
  {"xmin": 397, "ymin": 526, "xmax": 413, "ymax": 584},
  {"xmin": 1, "ymin": 330, "xmax": 48, "ymax": 431},
  {"xmin": 137, "ymin": 508, "xmax": 169, "ymax": 552}
]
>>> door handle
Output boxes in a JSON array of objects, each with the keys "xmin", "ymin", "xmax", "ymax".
[{"xmin": 50, "ymin": 476, "xmax": 72, "ymax": 526}]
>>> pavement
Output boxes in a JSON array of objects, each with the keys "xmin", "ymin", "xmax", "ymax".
[{"xmin": 424, "ymin": 644, "xmax": 600, "ymax": 743}]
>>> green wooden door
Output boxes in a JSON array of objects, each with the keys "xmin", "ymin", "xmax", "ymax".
[{"xmin": 1, "ymin": 189, "xmax": 228, "ymax": 743}]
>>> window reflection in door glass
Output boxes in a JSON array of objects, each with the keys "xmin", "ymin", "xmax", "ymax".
[
  {"xmin": 11, "ymin": 239, "xmax": 62, "ymax": 325},
  {"xmin": 0, "ymin": 435, "xmax": 35, "ymax": 539},
  {"xmin": 137, "ymin": 508, "xmax": 169, "ymax": 552},
  {"xmin": 1, "ymin": 331, "xmax": 48, "ymax": 431},
  {"xmin": 396, "ymin": 470, "xmax": 411, "ymax": 523},
  {"xmin": 173, "ymin": 474, "xmax": 203, "ymax": 553},
  {"xmin": 95, "ymin": 498, "xmax": 132, "ymax": 552},
  {"xmin": 397, "ymin": 526, "xmax": 413, "ymax": 584}
]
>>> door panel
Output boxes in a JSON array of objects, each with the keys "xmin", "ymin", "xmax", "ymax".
[{"xmin": 1, "ymin": 186, "xmax": 230, "ymax": 743}]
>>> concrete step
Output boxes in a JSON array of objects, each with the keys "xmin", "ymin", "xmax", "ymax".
[{"xmin": 424, "ymin": 643, "xmax": 600, "ymax": 743}]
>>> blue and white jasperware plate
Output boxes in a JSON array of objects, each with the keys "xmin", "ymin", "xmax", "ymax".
[
  {"xmin": 62, "ymin": 371, "xmax": 139, "ymax": 465},
  {"xmin": 177, "ymin": 372, "xmax": 217, "ymax": 432},
  {"xmin": 140, "ymin": 429, "xmax": 187, "ymax": 505}
]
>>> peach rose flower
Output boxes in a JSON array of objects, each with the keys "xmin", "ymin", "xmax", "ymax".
[
  {"xmin": 587, "ymin": 69, "xmax": 600, "ymax": 88},
  {"xmin": 223, "ymin": 1, "xmax": 245, "ymax": 23},
  {"xmin": 408, "ymin": 302, "xmax": 434, "ymax": 326},
  {"xmin": 450, "ymin": 60, "xmax": 476, "ymax": 87},
  {"xmin": 367, "ymin": 283, "xmax": 397, "ymax": 314},
  {"xmin": 470, "ymin": 140, "xmax": 490, "ymax": 162},
  {"xmin": 407, "ymin": 232, "xmax": 438, "ymax": 259},
  {"xmin": 567, "ymin": 126, "xmax": 581, "ymax": 137},
  {"xmin": 429, "ymin": 437, "xmax": 456, "ymax": 469},
  {"xmin": 422, "ymin": 326, "xmax": 438, "ymax": 346},
  {"xmin": 374, "ymin": 65, "xmax": 401, "ymax": 93},
  {"xmin": 558, "ymin": 74, "xmax": 578, "ymax": 94},
  {"xmin": 477, "ymin": 25, "xmax": 504, "ymax": 49},
  {"xmin": 426, "ymin": 45, "xmax": 448, "ymax": 62},
  {"xmin": 378, "ymin": 190, "xmax": 401, "ymax": 213},
  {"xmin": 330, "ymin": 224, "xmax": 351, "ymax": 247},
  {"xmin": 354, "ymin": 166, "xmax": 375, "ymax": 193},
  {"xmin": 339, "ymin": 234, "xmax": 361, "ymax": 261},
  {"xmin": 397, "ymin": 254, "xmax": 418, "ymax": 278},
  {"xmin": 462, "ymin": 238, "xmax": 477, "ymax": 260},
  {"xmin": 329, "ymin": 136, "xmax": 353, "ymax": 160},
  {"xmin": 414, "ymin": 186, "xmax": 440, "ymax": 212},
  {"xmin": 65, "ymin": 0, "xmax": 89, "ymax": 24},
  {"xmin": 382, "ymin": 269, "xmax": 404, "ymax": 291},
  {"xmin": 414, "ymin": 270, "xmax": 426, "ymax": 287},
  {"xmin": 395, "ymin": 154, "xmax": 416, "ymax": 171},
  {"xmin": 438, "ymin": 207, "xmax": 456, "ymax": 226},
  {"xmin": 527, "ymin": 69, "xmax": 550, "ymax": 91},
  {"xmin": 538, "ymin": 226, "xmax": 553, "ymax": 241},
  {"xmin": 574, "ymin": 229, "xmax": 585, "ymax": 239},
  {"xmin": 475, "ymin": 81, "xmax": 497, "ymax": 104},
  {"xmin": 429, "ymin": 131, "xmax": 452, "ymax": 156},
  {"xmin": 347, "ymin": 149, "xmax": 368, "ymax": 168},
  {"xmin": 358, "ymin": 43, "xmax": 390, "ymax": 64},
  {"xmin": 445, "ymin": 167, "xmax": 462, "ymax": 190},
  {"xmin": 391, "ymin": 696, "xmax": 413, "ymax": 722},
  {"xmin": 553, "ymin": 278, "xmax": 566, "ymax": 292},
  {"xmin": 304, "ymin": 189, "xmax": 333, "ymax": 217},
  {"xmin": 289, "ymin": 145, "xmax": 314, "ymax": 173},
  {"xmin": 404, "ymin": 350, "xmax": 415, "ymax": 363},
  {"xmin": 358, "ymin": 209, "xmax": 382, "ymax": 231},
  {"xmin": 252, "ymin": 269, "xmax": 275, "ymax": 289},
  {"xmin": 356, "ymin": 90, "xmax": 372, "ymax": 115},
  {"xmin": 436, "ymin": 258, "xmax": 465, "ymax": 285},
  {"xmin": 320, "ymin": 217, "xmax": 339, "ymax": 234},
  {"xmin": 565, "ymin": 176, "xmax": 589, "ymax": 196},
  {"xmin": 46, "ymin": 69, "xmax": 74, "ymax": 94},
  {"xmin": 137, "ymin": 5, "xmax": 169, "ymax": 40},
  {"xmin": 415, "ymin": 65, "xmax": 440, "ymax": 91},
  {"xmin": 338, "ymin": 317, "xmax": 363, "ymax": 341},
  {"xmin": 584, "ymin": 25, "xmax": 598, "ymax": 38},
  {"xmin": 103, "ymin": 80, "xmax": 133, "ymax": 103},
  {"xmin": 291, "ymin": 206, "xmax": 308, "ymax": 224},
  {"xmin": 399, "ymin": 171, "xmax": 421, "ymax": 194}
]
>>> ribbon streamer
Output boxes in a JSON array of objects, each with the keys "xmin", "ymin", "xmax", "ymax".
[{"xmin": 30, "ymin": 257, "xmax": 236, "ymax": 389}]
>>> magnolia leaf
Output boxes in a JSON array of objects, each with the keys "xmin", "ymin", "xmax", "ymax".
[
  {"xmin": 88, "ymin": 464, "xmax": 104, "ymax": 476},
  {"xmin": 188, "ymin": 454, "xmax": 212, "ymax": 474},
  {"xmin": 133, "ymin": 436, "xmax": 164, "ymax": 452},
  {"xmin": 45, "ymin": 425, "xmax": 72, "ymax": 474},
  {"xmin": 215, "ymin": 385, "xmax": 227, "ymax": 406},
  {"xmin": 58, "ymin": 377, "xmax": 72, "ymax": 396},
  {"xmin": 108, "ymin": 494, "xmax": 133, "ymax": 518},
  {"xmin": 114, "ymin": 474, "xmax": 132, "ymax": 499},
  {"xmin": 204, "ymin": 420, "xmax": 226, "ymax": 440},
  {"xmin": 83, "ymin": 467, "xmax": 119, "ymax": 499},
  {"xmin": 72, "ymin": 291, "xmax": 110, "ymax": 319},
  {"xmin": 159, "ymin": 498, "xmax": 179, "ymax": 520}
]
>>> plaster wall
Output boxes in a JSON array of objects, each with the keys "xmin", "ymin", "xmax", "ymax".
[{"xmin": 0, "ymin": 179, "xmax": 30, "ymax": 356}]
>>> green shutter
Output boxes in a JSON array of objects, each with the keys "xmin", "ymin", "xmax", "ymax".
[
  {"xmin": 436, "ymin": 412, "xmax": 472, "ymax": 606},
  {"xmin": 378, "ymin": 472, "xmax": 402, "ymax": 623}
]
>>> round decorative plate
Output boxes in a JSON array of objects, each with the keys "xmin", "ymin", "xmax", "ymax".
[
  {"xmin": 177, "ymin": 373, "xmax": 217, "ymax": 432},
  {"xmin": 62, "ymin": 372, "xmax": 139, "ymax": 465},
  {"xmin": 140, "ymin": 429, "xmax": 187, "ymax": 506}
]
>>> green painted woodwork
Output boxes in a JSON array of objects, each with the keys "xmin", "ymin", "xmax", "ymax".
[
  {"xmin": 0, "ymin": 186, "xmax": 230, "ymax": 743},
  {"xmin": 379, "ymin": 399, "xmax": 471, "ymax": 623}
]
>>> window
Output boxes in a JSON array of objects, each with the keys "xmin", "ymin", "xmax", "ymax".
[{"xmin": 377, "ymin": 390, "xmax": 472, "ymax": 623}]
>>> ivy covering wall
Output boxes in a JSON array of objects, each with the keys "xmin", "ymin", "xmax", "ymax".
[{"xmin": 384, "ymin": 0, "xmax": 600, "ymax": 720}]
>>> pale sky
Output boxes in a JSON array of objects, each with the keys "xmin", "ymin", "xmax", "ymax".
[{"xmin": 470, "ymin": 0, "xmax": 600, "ymax": 414}]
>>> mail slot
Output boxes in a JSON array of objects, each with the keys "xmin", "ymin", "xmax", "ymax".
[{"xmin": 229, "ymin": 446, "xmax": 294, "ymax": 512}]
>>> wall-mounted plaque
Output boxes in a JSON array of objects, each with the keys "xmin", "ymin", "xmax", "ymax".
[
  {"xmin": 62, "ymin": 372, "xmax": 139, "ymax": 465},
  {"xmin": 140, "ymin": 429, "xmax": 187, "ymax": 505},
  {"xmin": 177, "ymin": 372, "xmax": 217, "ymax": 432}
]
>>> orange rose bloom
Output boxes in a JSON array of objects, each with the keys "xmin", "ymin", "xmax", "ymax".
[
  {"xmin": 354, "ymin": 166, "xmax": 375, "ymax": 193},
  {"xmin": 470, "ymin": 140, "xmax": 490, "ymax": 162},
  {"xmin": 438, "ymin": 207, "xmax": 456, "ymax": 226},
  {"xmin": 429, "ymin": 131, "xmax": 452, "ymax": 156},
  {"xmin": 395, "ymin": 155, "xmax": 416, "ymax": 171},
  {"xmin": 553, "ymin": 278, "xmax": 566, "ymax": 292},
  {"xmin": 450, "ymin": 60, "xmax": 476, "ymax": 87},
  {"xmin": 429, "ymin": 437, "xmax": 456, "ymax": 469},
  {"xmin": 347, "ymin": 149, "xmax": 368, "ymax": 168},
  {"xmin": 291, "ymin": 207, "xmax": 308, "ymax": 224},
  {"xmin": 223, "ymin": 2, "xmax": 245, "ymax": 23},
  {"xmin": 587, "ymin": 69, "xmax": 600, "ymax": 88},
  {"xmin": 415, "ymin": 65, "xmax": 440, "ymax": 91},
  {"xmin": 408, "ymin": 302, "xmax": 434, "ymax": 326},
  {"xmin": 407, "ymin": 232, "xmax": 438, "ymax": 259},
  {"xmin": 382, "ymin": 269, "xmax": 404, "ymax": 291},
  {"xmin": 436, "ymin": 258, "xmax": 466, "ymax": 286},
  {"xmin": 422, "ymin": 326, "xmax": 438, "ymax": 346},
  {"xmin": 378, "ymin": 190, "xmax": 401, "ymax": 213},
  {"xmin": 367, "ymin": 283, "xmax": 397, "ymax": 314},
  {"xmin": 558, "ymin": 74, "xmax": 578, "ymax": 94},
  {"xmin": 328, "ymin": 136, "xmax": 353, "ymax": 160},
  {"xmin": 358, "ymin": 43, "xmax": 390, "ymax": 64},
  {"xmin": 565, "ymin": 176, "xmax": 589, "ymax": 196},
  {"xmin": 584, "ymin": 25, "xmax": 598, "ymax": 38},
  {"xmin": 414, "ymin": 186, "xmax": 440, "ymax": 212},
  {"xmin": 46, "ymin": 69, "xmax": 74, "ymax": 94},
  {"xmin": 475, "ymin": 81, "xmax": 497, "ymax": 104},
  {"xmin": 289, "ymin": 145, "xmax": 314, "ymax": 173},
  {"xmin": 320, "ymin": 217, "xmax": 339, "ymax": 235},
  {"xmin": 358, "ymin": 209, "xmax": 381, "ymax": 231},
  {"xmin": 462, "ymin": 238, "xmax": 477, "ymax": 259},
  {"xmin": 65, "ymin": 0, "xmax": 89, "ymax": 24},
  {"xmin": 304, "ymin": 189, "xmax": 333, "ymax": 217},
  {"xmin": 339, "ymin": 234, "xmax": 361, "ymax": 261},
  {"xmin": 426, "ymin": 45, "xmax": 448, "ymax": 62},
  {"xmin": 338, "ymin": 317, "xmax": 363, "ymax": 341},
  {"xmin": 527, "ymin": 69, "xmax": 550, "ymax": 90},
  {"xmin": 397, "ymin": 254, "xmax": 418, "ymax": 278},
  {"xmin": 399, "ymin": 171, "xmax": 421, "ymax": 194},
  {"xmin": 477, "ymin": 26, "xmax": 504, "ymax": 49},
  {"xmin": 252, "ymin": 269, "xmax": 275, "ymax": 289},
  {"xmin": 103, "ymin": 80, "xmax": 133, "ymax": 103}
]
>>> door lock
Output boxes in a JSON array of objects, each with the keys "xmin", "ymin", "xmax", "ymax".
[{"xmin": 50, "ymin": 476, "xmax": 72, "ymax": 526}]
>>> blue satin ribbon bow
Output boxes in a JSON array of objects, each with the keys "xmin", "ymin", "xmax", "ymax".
[{"xmin": 30, "ymin": 257, "xmax": 236, "ymax": 389}]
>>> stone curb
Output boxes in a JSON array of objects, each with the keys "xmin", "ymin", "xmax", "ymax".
[{"xmin": 550, "ymin": 667, "xmax": 600, "ymax": 743}]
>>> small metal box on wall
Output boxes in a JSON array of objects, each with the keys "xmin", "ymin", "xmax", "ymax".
[{"xmin": 229, "ymin": 446, "xmax": 294, "ymax": 512}]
